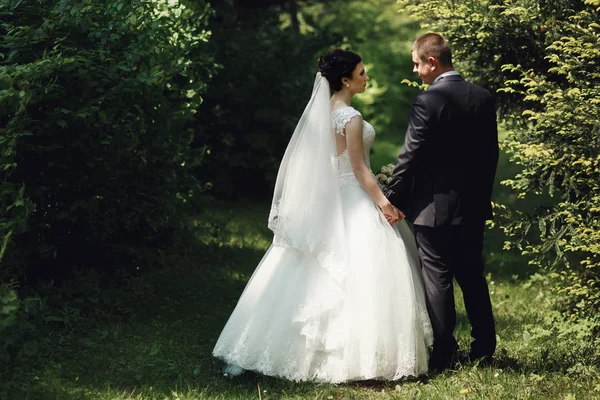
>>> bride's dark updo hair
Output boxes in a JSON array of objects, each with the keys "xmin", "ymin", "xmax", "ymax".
[{"xmin": 317, "ymin": 49, "xmax": 362, "ymax": 91}]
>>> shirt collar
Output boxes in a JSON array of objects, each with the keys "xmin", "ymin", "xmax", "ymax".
[{"xmin": 432, "ymin": 70, "xmax": 460, "ymax": 85}]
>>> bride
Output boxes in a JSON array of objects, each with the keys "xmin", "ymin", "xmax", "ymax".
[{"xmin": 212, "ymin": 49, "xmax": 433, "ymax": 383}]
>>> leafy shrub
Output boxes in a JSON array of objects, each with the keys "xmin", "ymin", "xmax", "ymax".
[
  {"xmin": 400, "ymin": 0, "xmax": 600, "ymax": 354},
  {"xmin": 0, "ymin": 0, "xmax": 217, "ymax": 282},
  {"xmin": 521, "ymin": 274, "xmax": 600, "ymax": 375},
  {"xmin": 497, "ymin": 6, "xmax": 600, "ymax": 320},
  {"xmin": 398, "ymin": 0, "xmax": 575, "ymax": 112},
  {"xmin": 0, "ymin": 280, "xmax": 45, "ymax": 382},
  {"xmin": 194, "ymin": 1, "xmax": 339, "ymax": 198}
]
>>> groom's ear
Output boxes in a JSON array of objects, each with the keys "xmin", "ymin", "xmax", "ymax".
[{"xmin": 428, "ymin": 56, "xmax": 438, "ymax": 70}]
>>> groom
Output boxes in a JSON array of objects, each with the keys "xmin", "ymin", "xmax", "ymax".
[{"xmin": 386, "ymin": 33, "xmax": 499, "ymax": 371}]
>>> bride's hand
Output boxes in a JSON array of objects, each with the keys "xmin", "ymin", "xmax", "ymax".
[
  {"xmin": 384, "ymin": 214, "xmax": 394, "ymax": 224},
  {"xmin": 384, "ymin": 210, "xmax": 405, "ymax": 224},
  {"xmin": 380, "ymin": 202, "xmax": 404, "ymax": 225}
]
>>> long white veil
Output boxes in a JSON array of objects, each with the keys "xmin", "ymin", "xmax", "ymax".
[{"xmin": 268, "ymin": 73, "xmax": 346, "ymax": 283}]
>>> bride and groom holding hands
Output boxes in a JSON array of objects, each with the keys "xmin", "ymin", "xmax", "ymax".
[{"xmin": 213, "ymin": 32, "xmax": 499, "ymax": 382}]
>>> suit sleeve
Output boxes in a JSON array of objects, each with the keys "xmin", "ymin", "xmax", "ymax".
[
  {"xmin": 483, "ymin": 95, "xmax": 499, "ymax": 210},
  {"xmin": 385, "ymin": 93, "xmax": 431, "ymax": 209}
]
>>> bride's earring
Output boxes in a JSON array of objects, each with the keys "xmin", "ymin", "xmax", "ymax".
[{"xmin": 345, "ymin": 83, "xmax": 350, "ymax": 87}]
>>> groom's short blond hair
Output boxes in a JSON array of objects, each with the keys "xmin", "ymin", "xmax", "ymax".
[{"xmin": 412, "ymin": 33, "xmax": 453, "ymax": 67}]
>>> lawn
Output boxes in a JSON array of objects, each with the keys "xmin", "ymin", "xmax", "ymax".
[{"xmin": 4, "ymin": 148, "xmax": 599, "ymax": 399}]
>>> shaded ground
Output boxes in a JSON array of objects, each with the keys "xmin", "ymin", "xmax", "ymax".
[
  {"xmin": 4, "ymin": 147, "xmax": 598, "ymax": 399},
  {"xmin": 5, "ymin": 198, "xmax": 599, "ymax": 400}
]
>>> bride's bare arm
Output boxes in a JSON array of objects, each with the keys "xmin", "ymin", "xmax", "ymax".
[{"xmin": 345, "ymin": 117, "xmax": 401, "ymax": 221}]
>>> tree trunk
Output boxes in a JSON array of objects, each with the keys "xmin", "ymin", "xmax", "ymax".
[{"xmin": 289, "ymin": 0, "xmax": 299, "ymax": 35}]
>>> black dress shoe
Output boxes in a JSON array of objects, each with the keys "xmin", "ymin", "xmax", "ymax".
[
  {"xmin": 450, "ymin": 351, "xmax": 493, "ymax": 368},
  {"xmin": 429, "ymin": 343, "xmax": 460, "ymax": 372},
  {"xmin": 470, "ymin": 353, "xmax": 493, "ymax": 367},
  {"xmin": 428, "ymin": 353, "xmax": 456, "ymax": 372},
  {"xmin": 456, "ymin": 351, "xmax": 493, "ymax": 367}
]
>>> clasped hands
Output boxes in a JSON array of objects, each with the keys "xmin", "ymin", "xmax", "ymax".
[{"xmin": 380, "ymin": 202, "xmax": 405, "ymax": 225}]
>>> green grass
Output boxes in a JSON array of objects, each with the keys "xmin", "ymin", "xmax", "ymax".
[
  {"xmin": 5, "ymin": 202, "xmax": 599, "ymax": 399},
  {"xmin": 4, "ymin": 148, "xmax": 599, "ymax": 399}
]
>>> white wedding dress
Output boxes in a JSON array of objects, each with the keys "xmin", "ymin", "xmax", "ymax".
[{"xmin": 212, "ymin": 106, "xmax": 433, "ymax": 383}]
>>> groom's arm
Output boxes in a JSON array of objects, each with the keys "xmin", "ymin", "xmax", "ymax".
[
  {"xmin": 483, "ymin": 94, "xmax": 500, "ymax": 209},
  {"xmin": 385, "ymin": 93, "xmax": 431, "ymax": 209}
]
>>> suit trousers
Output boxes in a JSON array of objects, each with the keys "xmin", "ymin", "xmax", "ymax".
[{"xmin": 413, "ymin": 223, "xmax": 496, "ymax": 365}]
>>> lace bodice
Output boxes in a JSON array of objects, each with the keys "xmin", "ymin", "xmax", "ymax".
[{"xmin": 331, "ymin": 106, "xmax": 376, "ymax": 187}]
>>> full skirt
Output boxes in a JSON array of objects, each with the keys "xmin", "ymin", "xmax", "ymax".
[{"xmin": 212, "ymin": 184, "xmax": 433, "ymax": 382}]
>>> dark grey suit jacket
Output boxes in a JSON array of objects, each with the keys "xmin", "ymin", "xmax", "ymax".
[{"xmin": 386, "ymin": 75, "xmax": 499, "ymax": 226}]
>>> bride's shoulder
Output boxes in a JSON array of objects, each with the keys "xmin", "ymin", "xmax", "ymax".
[
  {"xmin": 332, "ymin": 105, "xmax": 361, "ymax": 116},
  {"xmin": 331, "ymin": 106, "xmax": 362, "ymax": 135},
  {"xmin": 331, "ymin": 106, "xmax": 362, "ymax": 122}
]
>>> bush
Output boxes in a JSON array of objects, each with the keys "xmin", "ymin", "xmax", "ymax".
[
  {"xmin": 399, "ymin": 0, "xmax": 600, "ymax": 348},
  {"xmin": 398, "ymin": 0, "xmax": 583, "ymax": 113},
  {"xmin": 0, "ymin": 281, "xmax": 45, "ymax": 385},
  {"xmin": 497, "ymin": 6, "xmax": 600, "ymax": 320},
  {"xmin": 194, "ymin": 1, "xmax": 340, "ymax": 198},
  {"xmin": 0, "ymin": 0, "xmax": 217, "ymax": 282}
]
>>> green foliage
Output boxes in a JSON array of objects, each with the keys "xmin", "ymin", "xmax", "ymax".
[
  {"xmin": 196, "ymin": 0, "xmax": 421, "ymax": 197},
  {"xmin": 497, "ymin": 8, "xmax": 600, "ymax": 318},
  {"xmin": 303, "ymin": 0, "xmax": 423, "ymax": 173},
  {"xmin": 0, "ymin": 0, "xmax": 217, "ymax": 281},
  {"xmin": 0, "ymin": 0, "xmax": 217, "ymax": 374},
  {"xmin": 0, "ymin": 280, "xmax": 45, "ymax": 382},
  {"xmin": 194, "ymin": 1, "xmax": 338, "ymax": 198},
  {"xmin": 400, "ymin": 0, "xmax": 600, "ymax": 350},
  {"xmin": 522, "ymin": 274, "xmax": 600, "ymax": 374},
  {"xmin": 398, "ymin": 0, "xmax": 571, "ymax": 113}
]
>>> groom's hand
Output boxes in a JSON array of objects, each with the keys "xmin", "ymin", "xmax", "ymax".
[{"xmin": 395, "ymin": 206, "xmax": 405, "ymax": 221}]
